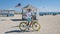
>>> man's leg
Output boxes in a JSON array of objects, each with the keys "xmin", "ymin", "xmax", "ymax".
[
  {"xmin": 27, "ymin": 18, "xmax": 32, "ymax": 26},
  {"xmin": 27, "ymin": 18, "xmax": 30, "ymax": 25}
]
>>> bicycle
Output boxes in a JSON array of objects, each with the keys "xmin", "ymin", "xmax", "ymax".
[{"xmin": 19, "ymin": 20, "xmax": 41, "ymax": 31}]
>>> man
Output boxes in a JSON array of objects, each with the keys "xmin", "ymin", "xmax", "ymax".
[{"xmin": 26, "ymin": 9, "xmax": 32, "ymax": 25}]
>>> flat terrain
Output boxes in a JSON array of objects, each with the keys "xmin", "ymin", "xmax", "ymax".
[{"xmin": 0, "ymin": 14, "xmax": 60, "ymax": 34}]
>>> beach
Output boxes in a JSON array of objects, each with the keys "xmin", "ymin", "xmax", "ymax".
[{"xmin": 0, "ymin": 14, "xmax": 60, "ymax": 34}]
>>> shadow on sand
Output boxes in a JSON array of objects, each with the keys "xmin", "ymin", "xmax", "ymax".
[
  {"xmin": 11, "ymin": 19, "xmax": 27, "ymax": 21},
  {"xmin": 5, "ymin": 30, "xmax": 28, "ymax": 33},
  {"xmin": 5, "ymin": 25, "xmax": 35, "ymax": 34},
  {"xmin": 5, "ymin": 30, "xmax": 34, "ymax": 34}
]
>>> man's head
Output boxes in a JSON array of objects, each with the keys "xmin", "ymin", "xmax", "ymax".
[{"xmin": 27, "ymin": 9, "xmax": 31, "ymax": 12}]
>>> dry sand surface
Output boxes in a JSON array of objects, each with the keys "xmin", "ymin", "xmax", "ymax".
[{"xmin": 0, "ymin": 14, "xmax": 60, "ymax": 34}]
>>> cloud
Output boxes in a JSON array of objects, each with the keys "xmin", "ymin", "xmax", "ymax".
[{"xmin": 7, "ymin": 8, "xmax": 14, "ymax": 10}]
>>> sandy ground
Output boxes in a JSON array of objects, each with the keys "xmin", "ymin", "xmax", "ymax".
[{"xmin": 0, "ymin": 14, "xmax": 60, "ymax": 34}]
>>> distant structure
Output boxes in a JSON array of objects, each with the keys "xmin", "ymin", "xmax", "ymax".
[
  {"xmin": 22, "ymin": 4, "xmax": 37, "ymax": 20},
  {"xmin": 39, "ymin": 12, "xmax": 60, "ymax": 16},
  {"xmin": 0, "ymin": 10, "xmax": 14, "ymax": 17}
]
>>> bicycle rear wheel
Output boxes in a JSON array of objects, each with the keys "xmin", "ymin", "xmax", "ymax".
[{"xmin": 19, "ymin": 22, "xmax": 27, "ymax": 31}]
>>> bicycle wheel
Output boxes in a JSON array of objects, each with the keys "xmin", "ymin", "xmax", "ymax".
[
  {"xmin": 32, "ymin": 22, "xmax": 41, "ymax": 31},
  {"xmin": 19, "ymin": 22, "xmax": 27, "ymax": 31}
]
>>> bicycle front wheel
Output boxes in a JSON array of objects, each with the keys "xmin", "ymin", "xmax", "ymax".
[{"xmin": 32, "ymin": 22, "xmax": 40, "ymax": 31}]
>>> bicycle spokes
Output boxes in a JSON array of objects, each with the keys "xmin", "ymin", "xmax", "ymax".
[
  {"xmin": 32, "ymin": 23, "xmax": 40, "ymax": 31},
  {"xmin": 19, "ymin": 22, "xmax": 27, "ymax": 31}
]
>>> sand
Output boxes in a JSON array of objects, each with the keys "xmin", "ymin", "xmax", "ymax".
[{"xmin": 0, "ymin": 14, "xmax": 60, "ymax": 34}]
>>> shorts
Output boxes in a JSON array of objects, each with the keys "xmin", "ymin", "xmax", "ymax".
[{"xmin": 27, "ymin": 18, "xmax": 31, "ymax": 22}]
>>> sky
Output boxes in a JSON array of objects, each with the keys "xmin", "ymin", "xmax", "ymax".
[{"xmin": 0, "ymin": 0, "xmax": 60, "ymax": 12}]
